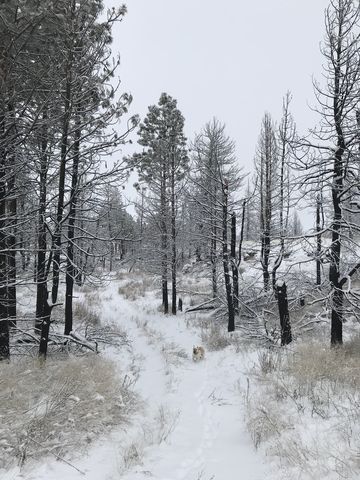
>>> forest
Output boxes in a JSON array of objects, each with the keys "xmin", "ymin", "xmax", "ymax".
[{"xmin": 1, "ymin": 1, "xmax": 360, "ymax": 479}]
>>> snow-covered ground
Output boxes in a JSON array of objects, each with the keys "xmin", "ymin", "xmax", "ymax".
[
  {"xmin": 3, "ymin": 274, "xmax": 269, "ymax": 480},
  {"xmin": 4, "ymin": 267, "xmax": 360, "ymax": 480}
]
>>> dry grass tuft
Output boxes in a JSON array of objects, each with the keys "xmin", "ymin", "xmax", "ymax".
[
  {"xmin": 74, "ymin": 301, "xmax": 101, "ymax": 326},
  {"xmin": 286, "ymin": 337, "xmax": 360, "ymax": 387},
  {"xmin": 0, "ymin": 356, "xmax": 138, "ymax": 468},
  {"xmin": 201, "ymin": 321, "xmax": 231, "ymax": 351},
  {"xmin": 118, "ymin": 275, "xmax": 156, "ymax": 301},
  {"xmin": 244, "ymin": 335, "xmax": 360, "ymax": 478}
]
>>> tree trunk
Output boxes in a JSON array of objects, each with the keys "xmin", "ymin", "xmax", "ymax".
[
  {"xmin": 64, "ymin": 110, "xmax": 81, "ymax": 335},
  {"xmin": 161, "ymin": 168, "xmax": 168, "ymax": 314},
  {"xmin": 51, "ymin": 9, "xmax": 75, "ymax": 304},
  {"xmin": 276, "ymin": 281, "xmax": 292, "ymax": 346},
  {"xmin": 261, "ymin": 231, "xmax": 270, "ymax": 290},
  {"xmin": 223, "ymin": 185, "xmax": 234, "ymax": 332},
  {"xmin": 0, "ymin": 109, "xmax": 9, "ymax": 359},
  {"xmin": 238, "ymin": 199, "xmax": 246, "ymax": 264},
  {"xmin": 329, "ymin": 39, "xmax": 345, "ymax": 345},
  {"xmin": 38, "ymin": 299, "xmax": 52, "ymax": 358},
  {"xmin": 231, "ymin": 212, "xmax": 238, "ymax": 314},
  {"xmin": 316, "ymin": 195, "xmax": 322, "ymax": 286},
  {"xmin": 171, "ymin": 148, "xmax": 177, "ymax": 315},
  {"xmin": 36, "ymin": 112, "xmax": 50, "ymax": 332},
  {"xmin": 6, "ymin": 103, "xmax": 16, "ymax": 324},
  {"xmin": 7, "ymin": 171, "xmax": 16, "ymax": 325},
  {"xmin": 211, "ymin": 188, "xmax": 217, "ymax": 298}
]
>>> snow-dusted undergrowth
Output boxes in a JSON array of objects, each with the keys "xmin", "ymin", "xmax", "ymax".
[
  {"xmin": 0, "ymin": 355, "xmax": 138, "ymax": 470},
  {"xmin": 245, "ymin": 338, "xmax": 360, "ymax": 479}
]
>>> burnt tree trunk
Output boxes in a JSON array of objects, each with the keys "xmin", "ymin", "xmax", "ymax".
[
  {"xmin": 328, "ymin": 30, "xmax": 345, "ymax": 346},
  {"xmin": 38, "ymin": 299, "xmax": 52, "ymax": 358},
  {"xmin": 261, "ymin": 231, "xmax": 270, "ymax": 291},
  {"xmin": 231, "ymin": 212, "xmax": 238, "ymax": 314},
  {"xmin": 222, "ymin": 183, "xmax": 235, "ymax": 332},
  {"xmin": 316, "ymin": 195, "xmax": 322, "ymax": 286},
  {"xmin": 35, "ymin": 111, "xmax": 50, "ymax": 332},
  {"xmin": 238, "ymin": 199, "xmax": 246, "ymax": 264},
  {"xmin": 276, "ymin": 281, "xmax": 292, "ymax": 346}
]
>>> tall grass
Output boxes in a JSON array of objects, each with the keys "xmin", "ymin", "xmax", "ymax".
[{"xmin": 0, "ymin": 356, "xmax": 138, "ymax": 468}]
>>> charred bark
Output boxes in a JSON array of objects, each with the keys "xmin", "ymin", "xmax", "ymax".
[
  {"xmin": 231, "ymin": 212, "xmax": 238, "ymax": 314},
  {"xmin": 316, "ymin": 195, "xmax": 322, "ymax": 286},
  {"xmin": 223, "ymin": 184, "xmax": 234, "ymax": 332},
  {"xmin": 276, "ymin": 281, "xmax": 292, "ymax": 346}
]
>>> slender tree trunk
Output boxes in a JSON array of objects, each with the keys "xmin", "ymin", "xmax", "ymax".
[
  {"xmin": 276, "ymin": 281, "xmax": 292, "ymax": 346},
  {"xmin": 329, "ymin": 35, "xmax": 345, "ymax": 346},
  {"xmin": 329, "ymin": 149, "xmax": 343, "ymax": 345},
  {"xmin": 171, "ymin": 148, "xmax": 177, "ymax": 315},
  {"xmin": 64, "ymin": 110, "xmax": 81, "ymax": 335},
  {"xmin": 0, "ymin": 160, "xmax": 9, "ymax": 358},
  {"xmin": 6, "ymin": 102, "xmax": 16, "ymax": 324},
  {"xmin": 211, "ymin": 182, "xmax": 217, "ymax": 298},
  {"xmin": 231, "ymin": 212, "xmax": 238, "ymax": 314},
  {"xmin": 0, "ymin": 103, "xmax": 9, "ymax": 359},
  {"xmin": 161, "ymin": 168, "xmax": 168, "ymax": 314},
  {"xmin": 316, "ymin": 195, "xmax": 322, "ymax": 286},
  {"xmin": 7, "ymin": 165, "xmax": 16, "ymax": 325},
  {"xmin": 38, "ymin": 300, "xmax": 52, "ymax": 358},
  {"xmin": 222, "ymin": 185, "xmax": 234, "ymax": 332},
  {"xmin": 261, "ymin": 231, "xmax": 270, "ymax": 290},
  {"xmin": 51, "ymin": 7, "xmax": 75, "ymax": 304},
  {"xmin": 36, "ymin": 112, "xmax": 50, "ymax": 332},
  {"xmin": 238, "ymin": 200, "xmax": 246, "ymax": 265}
]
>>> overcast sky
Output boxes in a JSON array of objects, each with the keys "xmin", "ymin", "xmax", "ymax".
[{"xmin": 105, "ymin": 0, "xmax": 330, "ymax": 223}]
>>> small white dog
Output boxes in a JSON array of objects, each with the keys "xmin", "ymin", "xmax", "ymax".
[{"xmin": 192, "ymin": 345, "xmax": 205, "ymax": 362}]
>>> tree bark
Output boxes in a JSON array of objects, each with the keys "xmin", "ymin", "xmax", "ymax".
[
  {"xmin": 36, "ymin": 111, "xmax": 50, "ymax": 332},
  {"xmin": 38, "ymin": 299, "xmax": 52, "ymax": 358},
  {"xmin": 329, "ymin": 25, "xmax": 345, "ymax": 346},
  {"xmin": 276, "ymin": 281, "xmax": 292, "ymax": 346},
  {"xmin": 223, "ymin": 184, "xmax": 235, "ymax": 332},
  {"xmin": 64, "ymin": 108, "xmax": 81, "ymax": 335},
  {"xmin": 316, "ymin": 195, "xmax": 322, "ymax": 286},
  {"xmin": 51, "ymin": 3, "xmax": 75, "ymax": 304},
  {"xmin": 0, "ymin": 104, "xmax": 9, "ymax": 359},
  {"xmin": 161, "ymin": 167, "xmax": 168, "ymax": 314},
  {"xmin": 171, "ymin": 146, "xmax": 177, "ymax": 315},
  {"xmin": 231, "ymin": 212, "xmax": 238, "ymax": 314}
]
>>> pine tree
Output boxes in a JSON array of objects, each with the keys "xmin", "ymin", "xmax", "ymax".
[{"xmin": 131, "ymin": 93, "xmax": 188, "ymax": 314}]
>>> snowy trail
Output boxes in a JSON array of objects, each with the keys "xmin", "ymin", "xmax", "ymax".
[
  {"xmin": 5, "ymin": 279, "xmax": 268, "ymax": 480},
  {"xmin": 102, "ymin": 281, "xmax": 267, "ymax": 480}
]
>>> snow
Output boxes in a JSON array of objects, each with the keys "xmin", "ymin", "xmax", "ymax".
[
  {"xmin": 6, "ymin": 264, "xmax": 359, "ymax": 480},
  {"xmin": 3, "ymin": 274, "xmax": 269, "ymax": 480}
]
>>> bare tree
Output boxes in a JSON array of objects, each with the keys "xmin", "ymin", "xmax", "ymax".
[
  {"xmin": 299, "ymin": 0, "xmax": 360, "ymax": 345},
  {"xmin": 254, "ymin": 113, "xmax": 278, "ymax": 291}
]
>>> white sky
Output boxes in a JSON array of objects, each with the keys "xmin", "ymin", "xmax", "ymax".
[{"xmin": 105, "ymin": 0, "xmax": 330, "ymax": 224}]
